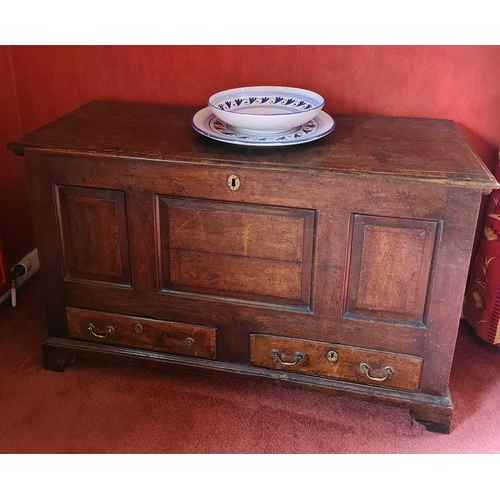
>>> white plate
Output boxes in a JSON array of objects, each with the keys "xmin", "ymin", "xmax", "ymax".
[{"xmin": 192, "ymin": 107, "xmax": 335, "ymax": 147}]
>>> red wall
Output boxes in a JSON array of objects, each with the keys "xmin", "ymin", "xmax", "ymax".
[
  {"xmin": 9, "ymin": 46, "xmax": 500, "ymax": 168},
  {"xmin": 0, "ymin": 46, "xmax": 35, "ymax": 293},
  {"xmin": 2, "ymin": 46, "xmax": 500, "ymax": 290}
]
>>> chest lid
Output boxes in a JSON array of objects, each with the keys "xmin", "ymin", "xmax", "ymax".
[{"xmin": 8, "ymin": 100, "xmax": 499, "ymax": 190}]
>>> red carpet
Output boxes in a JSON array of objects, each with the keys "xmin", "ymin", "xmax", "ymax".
[{"xmin": 1, "ymin": 274, "xmax": 499, "ymax": 453}]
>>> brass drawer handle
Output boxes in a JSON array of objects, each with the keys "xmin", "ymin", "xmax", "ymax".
[
  {"xmin": 273, "ymin": 349, "xmax": 305, "ymax": 367},
  {"xmin": 87, "ymin": 322, "xmax": 115, "ymax": 339},
  {"xmin": 359, "ymin": 362, "xmax": 394, "ymax": 382}
]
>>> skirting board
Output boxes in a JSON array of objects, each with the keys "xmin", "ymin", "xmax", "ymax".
[{"xmin": 0, "ymin": 248, "xmax": 39, "ymax": 307}]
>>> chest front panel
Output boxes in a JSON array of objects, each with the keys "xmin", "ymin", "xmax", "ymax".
[{"xmin": 29, "ymin": 151, "xmax": 482, "ymax": 398}]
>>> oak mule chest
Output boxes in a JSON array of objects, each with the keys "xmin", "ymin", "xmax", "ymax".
[{"xmin": 9, "ymin": 101, "xmax": 498, "ymax": 434}]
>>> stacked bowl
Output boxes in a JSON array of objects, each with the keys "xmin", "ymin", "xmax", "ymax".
[{"xmin": 192, "ymin": 86, "xmax": 335, "ymax": 146}]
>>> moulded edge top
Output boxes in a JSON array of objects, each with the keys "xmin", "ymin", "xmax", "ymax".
[{"xmin": 7, "ymin": 100, "xmax": 500, "ymax": 191}]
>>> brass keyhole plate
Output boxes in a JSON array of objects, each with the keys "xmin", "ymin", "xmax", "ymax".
[
  {"xmin": 326, "ymin": 350, "xmax": 338, "ymax": 363},
  {"xmin": 227, "ymin": 174, "xmax": 241, "ymax": 191}
]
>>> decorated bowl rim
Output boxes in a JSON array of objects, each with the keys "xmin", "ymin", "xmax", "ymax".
[{"xmin": 208, "ymin": 86, "xmax": 325, "ymax": 117}]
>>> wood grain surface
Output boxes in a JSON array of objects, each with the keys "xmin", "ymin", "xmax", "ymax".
[
  {"xmin": 55, "ymin": 185, "xmax": 130, "ymax": 285},
  {"xmin": 346, "ymin": 215, "xmax": 438, "ymax": 324},
  {"xmin": 250, "ymin": 334, "xmax": 423, "ymax": 391},
  {"xmin": 8, "ymin": 101, "xmax": 499, "ymax": 189},
  {"xmin": 67, "ymin": 307, "xmax": 216, "ymax": 359}
]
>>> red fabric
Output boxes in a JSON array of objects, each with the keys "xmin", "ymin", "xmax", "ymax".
[{"xmin": 464, "ymin": 156, "xmax": 500, "ymax": 345}]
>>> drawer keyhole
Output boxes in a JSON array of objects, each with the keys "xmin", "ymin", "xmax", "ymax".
[
  {"xmin": 227, "ymin": 174, "xmax": 240, "ymax": 191},
  {"xmin": 326, "ymin": 350, "xmax": 338, "ymax": 363}
]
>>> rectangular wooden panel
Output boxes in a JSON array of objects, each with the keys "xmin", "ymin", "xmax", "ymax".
[
  {"xmin": 66, "ymin": 307, "xmax": 216, "ymax": 359},
  {"xmin": 55, "ymin": 186, "xmax": 131, "ymax": 286},
  {"xmin": 158, "ymin": 197, "xmax": 315, "ymax": 308},
  {"xmin": 346, "ymin": 215, "xmax": 438, "ymax": 325},
  {"xmin": 168, "ymin": 203, "xmax": 305, "ymax": 262},
  {"xmin": 169, "ymin": 249, "xmax": 303, "ymax": 300},
  {"xmin": 250, "ymin": 334, "xmax": 422, "ymax": 391}
]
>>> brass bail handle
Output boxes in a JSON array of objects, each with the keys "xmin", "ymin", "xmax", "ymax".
[
  {"xmin": 359, "ymin": 362, "xmax": 394, "ymax": 382},
  {"xmin": 273, "ymin": 349, "xmax": 305, "ymax": 366},
  {"xmin": 88, "ymin": 322, "xmax": 115, "ymax": 339}
]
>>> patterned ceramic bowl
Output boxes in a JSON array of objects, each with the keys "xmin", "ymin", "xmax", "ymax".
[{"xmin": 208, "ymin": 86, "xmax": 325, "ymax": 133}]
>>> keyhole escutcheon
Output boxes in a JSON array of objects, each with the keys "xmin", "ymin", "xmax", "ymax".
[
  {"xmin": 227, "ymin": 174, "xmax": 241, "ymax": 191},
  {"xmin": 326, "ymin": 350, "xmax": 338, "ymax": 363}
]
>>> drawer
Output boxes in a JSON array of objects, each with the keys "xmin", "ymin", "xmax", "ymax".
[
  {"xmin": 250, "ymin": 334, "xmax": 422, "ymax": 391},
  {"xmin": 66, "ymin": 307, "xmax": 216, "ymax": 359}
]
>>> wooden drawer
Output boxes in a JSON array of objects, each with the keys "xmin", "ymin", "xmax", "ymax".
[
  {"xmin": 66, "ymin": 307, "xmax": 216, "ymax": 359},
  {"xmin": 250, "ymin": 334, "xmax": 422, "ymax": 391}
]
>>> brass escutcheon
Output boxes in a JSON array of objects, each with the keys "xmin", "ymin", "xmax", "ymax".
[
  {"xmin": 134, "ymin": 323, "xmax": 144, "ymax": 334},
  {"xmin": 227, "ymin": 174, "xmax": 241, "ymax": 191},
  {"xmin": 326, "ymin": 350, "xmax": 338, "ymax": 363}
]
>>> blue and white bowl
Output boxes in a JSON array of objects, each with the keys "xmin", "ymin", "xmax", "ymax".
[{"xmin": 208, "ymin": 86, "xmax": 325, "ymax": 134}]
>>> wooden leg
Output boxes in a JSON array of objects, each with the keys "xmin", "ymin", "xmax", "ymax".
[
  {"xmin": 410, "ymin": 405, "xmax": 452, "ymax": 434},
  {"xmin": 43, "ymin": 343, "xmax": 76, "ymax": 372}
]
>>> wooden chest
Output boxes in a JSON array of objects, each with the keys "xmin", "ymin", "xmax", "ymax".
[{"xmin": 9, "ymin": 101, "xmax": 498, "ymax": 433}]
